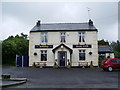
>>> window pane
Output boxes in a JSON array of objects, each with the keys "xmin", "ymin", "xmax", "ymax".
[
  {"xmin": 110, "ymin": 59, "xmax": 117, "ymax": 63},
  {"xmin": 79, "ymin": 50, "xmax": 85, "ymax": 60},
  {"xmin": 82, "ymin": 36, "xmax": 85, "ymax": 42},
  {"xmin": 41, "ymin": 54, "xmax": 47, "ymax": 61},
  {"xmin": 79, "ymin": 32, "xmax": 85, "ymax": 42},
  {"xmin": 45, "ymin": 51, "xmax": 47, "ymax": 53},
  {"xmin": 41, "ymin": 51, "xmax": 47, "ymax": 61},
  {"xmin": 79, "ymin": 32, "xmax": 81, "ymax": 34},
  {"xmin": 82, "ymin": 32, "xmax": 85, "ymax": 34},
  {"xmin": 41, "ymin": 32, "xmax": 48, "ymax": 43},
  {"xmin": 45, "ymin": 35, "xmax": 48, "ymax": 42},
  {"xmin": 41, "ymin": 51, "xmax": 43, "ymax": 53},
  {"xmin": 79, "ymin": 35, "xmax": 81, "ymax": 42},
  {"xmin": 117, "ymin": 59, "xmax": 120, "ymax": 63},
  {"xmin": 61, "ymin": 32, "xmax": 66, "ymax": 43},
  {"xmin": 41, "ymin": 35, "xmax": 44, "ymax": 43}
]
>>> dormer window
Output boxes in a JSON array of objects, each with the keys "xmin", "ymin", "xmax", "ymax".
[
  {"xmin": 41, "ymin": 32, "xmax": 48, "ymax": 43},
  {"xmin": 79, "ymin": 32, "xmax": 85, "ymax": 42},
  {"xmin": 60, "ymin": 32, "xmax": 66, "ymax": 43}
]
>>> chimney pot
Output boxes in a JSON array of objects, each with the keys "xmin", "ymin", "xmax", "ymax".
[
  {"xmin": 36, "ymin": 20, "xmax": 41, "ymax": 26},
  {"xmin": 88, "ymin": 19, "xmax": 93, "ymax": 25}
]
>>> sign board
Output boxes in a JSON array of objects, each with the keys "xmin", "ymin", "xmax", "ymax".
[
  {"xmin": 35, "ymin": 45, "xmax": 53, "ymax": 48},
  {"xmin": 73, "ymin": 44, "xmax": 92, "ymax": 48}
]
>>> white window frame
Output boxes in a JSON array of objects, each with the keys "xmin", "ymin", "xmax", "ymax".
[
  {"xmin": 79, "ymin": 32, "xmax": 85, "ymax": 42},
  {"xmin": 60, "ymin": 32, "xmax": 66, "ymax": 43},
  {"xmin": 79, "ymin": 50, "xmax": 85, "ymax": 60},
  {"xmin": 41, "ymin": 32, "xmax": 48, "ymax": 43}
]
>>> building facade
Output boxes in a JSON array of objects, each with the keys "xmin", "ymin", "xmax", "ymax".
[
  {"xmin": 98, "ymin": 45, "xmax": 114, "ymax": 59},
  {"xmin": 29, "ymin": 20, "xmax": 98, "ymax": 67}
]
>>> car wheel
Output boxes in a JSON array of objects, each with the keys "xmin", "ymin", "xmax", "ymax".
[{"xmin": 107, "ymin": 67, "xmax": 113, "ymax": 72}]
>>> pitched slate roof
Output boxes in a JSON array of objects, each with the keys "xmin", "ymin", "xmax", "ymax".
[
  {"xmin": 98, "ymin": 45, "xmax": 114, "ymax": 53},
  {"xmin": 30, "ymin": 23, "xmax": 97, "ymax": 32}
]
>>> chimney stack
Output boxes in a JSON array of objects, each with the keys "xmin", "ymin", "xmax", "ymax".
[
  {"xmin": 36, "ymin": 20, "xmax": 41, "ymax": 26},
  {"xmin": 88, "ymin": 19, "xmax": 93, "ymax": 25}
]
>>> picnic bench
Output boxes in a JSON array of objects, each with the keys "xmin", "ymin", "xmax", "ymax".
[
  {"xmin": 35, "ymin": 62, "xmax": 46, "ymax": 68},
  {"xmin": 78, "ymin": 62, "xmax": 88, "ymax": 68}
]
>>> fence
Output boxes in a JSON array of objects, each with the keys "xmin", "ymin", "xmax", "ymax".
[{"xmin": 16, "ymin": 55, "xmax": 29, "ymax": 67}]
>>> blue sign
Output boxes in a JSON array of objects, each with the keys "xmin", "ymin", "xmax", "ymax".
[
  {"xmin": 73, "ymin": 44, "xmax": 92, "ymax": 48},
  {"xmin": 35, "ymin": 45, "xmax": 53, "ymax": 48}
]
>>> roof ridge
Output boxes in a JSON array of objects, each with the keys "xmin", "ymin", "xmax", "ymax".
[
  {"xmin": 41, "ymin": 22, "xmax": 88, "ymax": 25},
  {"xmin": 30, "ymin": 22, "xmax": 97, "ymax": 32}
]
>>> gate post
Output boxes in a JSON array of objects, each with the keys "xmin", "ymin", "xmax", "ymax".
[
  {"xmin": 22, "ymin": 56, "xmax": 24, "ymax": 68},
  {"xmin": 16, "ymin": 54, "xmax": 18, "ymax": 67}
]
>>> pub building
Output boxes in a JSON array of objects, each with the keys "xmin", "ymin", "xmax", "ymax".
[{"xmin": 29, "ymin": 19, "xmax": 98, "ymax": 67}]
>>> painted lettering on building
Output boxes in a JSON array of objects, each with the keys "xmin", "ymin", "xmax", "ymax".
[
  {"xmin": 35, "ymin": 45, "xmax": 53, "ymax": 48},
  {"xmin": 73, "ymin": 45, "xmax": 92, "ymax": 48}
]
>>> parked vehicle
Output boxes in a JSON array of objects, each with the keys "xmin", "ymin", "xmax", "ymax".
[{"xmin": 101, "ymin": 58, "xmax": 120, "ymax": 71}]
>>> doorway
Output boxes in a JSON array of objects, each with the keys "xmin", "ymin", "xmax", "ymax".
[{"xmin": 58, "ymin": 51, "xmax": 67, "ymax": 66}]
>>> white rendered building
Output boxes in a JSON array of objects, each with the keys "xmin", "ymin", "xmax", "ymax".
[{"xmin": 29, "ymin": 20, "xmax": 98, "ymax": 67}]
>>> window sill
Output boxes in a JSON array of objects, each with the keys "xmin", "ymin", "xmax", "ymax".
[{"xmin": 40, "ymin": 43, "xmax": 48, "ymax": 45}]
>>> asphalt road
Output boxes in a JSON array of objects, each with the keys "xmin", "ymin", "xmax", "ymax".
[{"xmin": 2, "ymin": 67, "xmax": 120, "ymax": 89}]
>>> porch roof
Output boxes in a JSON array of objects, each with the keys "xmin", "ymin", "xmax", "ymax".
[
  {"xmin": 52, "ymin": 44, "xmax": 73, "ymax": 54},
  {"xmin": 98, "ymin": 45, "xmax": 114, "ymax": 53}
]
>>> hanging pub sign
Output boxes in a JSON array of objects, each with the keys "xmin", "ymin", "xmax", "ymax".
[
  {"xmin": 73, "ymin": 44, "xmax": 92, "ymax": 48},
  {"xmin": 35, "ymin": 45, "xmax": 53, "ymax": 48}
]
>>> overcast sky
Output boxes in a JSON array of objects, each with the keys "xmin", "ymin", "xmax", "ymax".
[{"xmin": 1, "ymin": 2, "xmax": 118, "ymax": 42}]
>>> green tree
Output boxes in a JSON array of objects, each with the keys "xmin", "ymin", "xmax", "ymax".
[
  {"xmin": 98, "ymin": 39, "xmax": 109, "ymax": 45},
  {"xmin": 2, "ymin": 34, "xmax": 29, "ymax": 65},
  {"xmin": 110, "ymin": 40, "xmax": 120, "ymax": 58}
]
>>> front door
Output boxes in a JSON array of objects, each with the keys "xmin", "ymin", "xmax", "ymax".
[{"xmin": 58, "ymin": 51, "xmax": 67, "ymax": 66}]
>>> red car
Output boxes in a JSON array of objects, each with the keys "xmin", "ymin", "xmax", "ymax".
[{"xmin": 101, "ymin": 58, "xmax": 120, "ymax": 71}]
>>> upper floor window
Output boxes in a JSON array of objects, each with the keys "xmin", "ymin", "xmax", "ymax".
[
  {"xmin": 41, "ymin": 50, "xmax": 47, "ymax": 61},
  {"xmin": 79, "ymin": 50, "xmax": 85, "ymax": 60},
  {"xmin": 60, "ymin": 32, "xmax": 66, "ymax": 43},
  {"xmin": 41, "ymin": 32, "xmax": 48, "ymax": 43},
  {"xmin": 79, "ymin": 32, "xmax": 85, "ymax": 42}
]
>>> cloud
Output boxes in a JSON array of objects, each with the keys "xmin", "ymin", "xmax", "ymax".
[
  {"xmin": 1, "ymin": 2, "xmax": 118, "ymax": 41},
  {"xmin": 1, "ymin": 15, "xmax": 30, "ymax": 40},
  {"xmin": 98, "ymin": 22, "xmax": 118, "ymax": 41}
]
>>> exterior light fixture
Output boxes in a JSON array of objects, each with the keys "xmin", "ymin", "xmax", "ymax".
[
  {"xmin": 89, "ymin": 52, "xmax": 92, "ymax": 55},
  {"xmin": 61, "ymin": 45, "xmax": 64, "ymax": 49},
  {"xmin": 34, "ymin": 52, "xmax": 37, "ymax": 56}
]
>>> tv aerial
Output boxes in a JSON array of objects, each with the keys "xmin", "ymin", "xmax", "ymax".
[{"xmin": 86, "ymin": 7, "xmax": 91, "ymax": 19}]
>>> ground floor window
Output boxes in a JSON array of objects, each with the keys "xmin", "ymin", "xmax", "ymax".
[
  {"xmin": 79, "ymin": 50, "xmax": 85, "ymax": 60},
  {"xmin": 99, "ymin": 53, "xmax": 105, "ymax": 58},
  {"xmin": 41, "ymin": 50, "xmax": 47, "ymax": 61}
]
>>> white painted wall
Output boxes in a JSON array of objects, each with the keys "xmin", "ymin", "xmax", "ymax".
[
  {"xmin": 105, "ymin": 53, "xmax": 114, "ymax": 58},
  {"xmin": 29, "ymin": 31, "xmax": 98, "ymax": 66}
]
